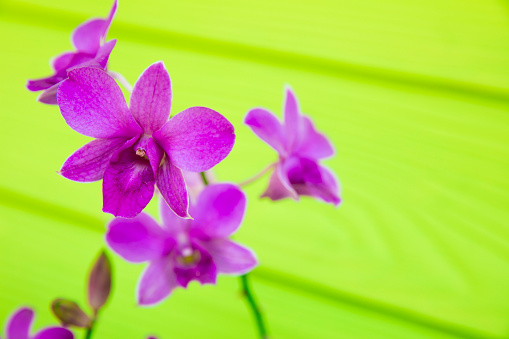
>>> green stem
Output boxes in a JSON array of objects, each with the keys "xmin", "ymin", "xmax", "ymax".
[
  {"xmin": 238, "ymin": 163, "xmax": 275, "ymax": 187},
  {"xmin": 84, "ymin": 318, "xmax": 95, "ymax": 339},
  {"xmin": 240, "ymin": 274, "xmax": 269, "ymax": 339},
  {"xmin": 199, "ymin": 171, "xmax": 269, "ymax": 338}
]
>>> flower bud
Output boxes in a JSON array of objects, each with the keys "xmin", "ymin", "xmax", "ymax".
[
  {"xmin": 88, "ymin": 251, "xmax": 112, "ymax": 313},
  {"xmin": 51, "ymin": 298, "xmax": 91, "ymax": 328}
]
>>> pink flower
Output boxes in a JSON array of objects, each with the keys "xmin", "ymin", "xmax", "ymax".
[
  {"xmin": 57, "ymin": 62, "xmax": 235, "ymax": 218},
  {"xmin": 1, "ymin": 307, "xmax": 73, "ymax": 339},
  {"xmin": 26, "ymin": 0, "xmax": 118, "ymax": 105},
  {"xmin": 245, "ymin": 86, "xmax": 341, "ymax": 206},
  {"xmin": 106, "ymin": 183, "xmax": 258, "ymax": 306}
]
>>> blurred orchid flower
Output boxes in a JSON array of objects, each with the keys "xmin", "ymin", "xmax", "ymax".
[
  {"xmin": 245, "ymin": 86, "xmax": 341, "ymax": 206},
  {"xmin": 26, "ymin": 0, "xmax": 118, "ymax": 104},
  {"xmin": 106, "ymin": 183, "xmax": 257, "ymax": 306},
  {"xmin": 2, "ymin": 307, "xmax": 73, "ymax": 339},
  {"xmin": 57, "ymin": 62, "xmax": 235, "ymax": 218}
]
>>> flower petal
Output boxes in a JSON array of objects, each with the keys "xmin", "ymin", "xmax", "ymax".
[
  {"xmin": 137, "ymin": 256, "xmax": 177, "ymax": 306},
  {"xmin": 6, "ymin": 307, "xmax": 33, "ymax": 339},
  {"xmin": 261, "ymin": 163, "xmax": 298, "ymax": 201},
  {"xmin": 283, "ymin": 86, "xmax": 301, "ymax": 151},
  {"xmin": 153, "ymin": 107, "xmax": 235, "ymax": 172},
  {"xmin": 71, "ymin": 19, "xmax": 105, "ymax": 54},
  {"xmin": 191, "ymin": 184, "xmax": 246, "ymax": 238},
  {"xmin": 156, "ymin": 160, "xmax": 189, "ymax": 218},
  {"xmin": 102, "ymin": 142, "xmax": 155, "ymax": 218},
  {"xmin": 293, "ymin": 164, "xmax": 342, "ymax": 206},
  {"xmin": 294, "ymin": 116, "xmax": 334, "ymax": 160},
  {"xmin": 52, "ymin": 52, "xmax": 75, "ymax": 72},
  {"xmin": 60, "ymin": 137, "xmax": 127, "ymax": 182},
  {"xmin": 58, "ymin": 67, "xmax": 142, "ymax": 138},
  {"xmin": 202, "ymin": 239, "xmax": 258, "ymax": 275},
  {"xmin": 103, "ymin": 0, "xmax": 118, "ymax": 38},
  {"xmin": 26, "ymin": 76, "xmax": 62, "ymax": 92},
  {"xmin": 106, "ymin": 213, "xmax": 171, "ymax": 263},
  {"xmin": 33, "ymin": 327, "xmax": 74, "ymax": 339},
  {"xmin": 130, "ymin": 62, "xmax": 172, "ymax": 134},
  {"xmin": 159, "ymin": 195, "xmax": 189, "ymax": 236},
  {"xmin": 36, "ymin": 83, "xmax": 61, "ymax": 105},
  {"xmin": 174, "ymin": 243, "xmax": 217, "ymax": 287},
  {"xmin": 244, "ymin": 108, "xmax": 285, "ymax": 154}
]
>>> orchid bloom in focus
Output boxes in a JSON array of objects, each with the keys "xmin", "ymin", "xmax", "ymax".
[
  {"xmin": 1, "ymin": 307, "xmax": 73, "ymax": 339},
  {"xmin": 57, "ymin": 62, "xmax": 235, "ymax": 218},
  {"xmin": 26, "ymin": 0, "xmax": 118, "ymax": 104},
  {"xmin": 245, "ymin": 86, "xmax": 341, "ymax": 206},
  {"xmin": 106, "ymin": 183, "xmax": 258, "ymax": 306}
]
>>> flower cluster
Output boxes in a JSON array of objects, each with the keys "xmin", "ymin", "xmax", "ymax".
[{"xmin": 20, "ymin": 1, "xmax": 342, "ymax": 338}]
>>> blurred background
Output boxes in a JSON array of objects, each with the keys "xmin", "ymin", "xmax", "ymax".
[{"xmin": 1, "ymin": 0, "xmax": 509, "ymax": 338}]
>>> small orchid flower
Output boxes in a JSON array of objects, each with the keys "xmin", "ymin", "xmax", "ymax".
[
  {"xmin": 106, "ymin": 183, "xmax": 258, "ymax": 306},
  {"xmin": 57, "ymin": 62, "xmax": 235, "ymax": 218},
  {"xmin": 26, "ymin": 0, "xmax": 118, "ymax": 104},
  {"xmin": 1, "ymin": 307, "xmax": 73, "ymax": 339},
  {"xmin": 245, "ymin": 86, "xmax": 341, "ymax": 206}
]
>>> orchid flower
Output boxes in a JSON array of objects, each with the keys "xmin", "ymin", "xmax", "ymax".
[
  {"xmin": 245, "ymin": 86, "xmax": 341, "ymax": 206},
  {"xmin": 1, "ymin": 307, "xmax": 73, "ymax": 339},
  {"xmin": 106, "ymin": 183, "xmax": 258, "ymax": 306},
  {"xmin": 57, "ymin": 62, "xmax": 235, "ymax": 218},
  {"xmin": 26, "ymin": 0, "xmax": 118, "ymax": 104}
]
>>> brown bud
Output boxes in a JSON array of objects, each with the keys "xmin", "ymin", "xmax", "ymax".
[
  {"xmin": 88, "ymin": 251, "xmax": 112, "ymax": 313},
  {"xmin": 51, "ymin": 299, "xmax": 91, "ymax": 328}
]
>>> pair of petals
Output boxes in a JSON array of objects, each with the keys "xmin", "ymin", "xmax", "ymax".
[
  {"xmin": 245, "ymin": 88, "xmax": 334, "ymax": 159},
  {"xmin": 106, "ymin": 184, "xmax": 257, "ymax": 305},
  {"xmin": 3, "ymin": 308, "xmax": 73, "ymax": 339}
]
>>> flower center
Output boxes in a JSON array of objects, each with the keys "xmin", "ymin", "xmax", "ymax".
[
  {"xmin": 135, "ymin": 148, "xmax": 148, "ymax": 160},
  {"xmin": 176, "ymin": 247, "xmax": 201, "ymax": 267}
]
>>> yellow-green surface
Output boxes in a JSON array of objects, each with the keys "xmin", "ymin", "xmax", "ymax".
[{"xmin": 1, "ymin": 0, "xmax": 509, "ymax": 338}]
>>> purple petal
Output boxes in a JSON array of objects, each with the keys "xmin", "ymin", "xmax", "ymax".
[
  {"xmin": 52, "ymin": 52, "xmax": 75, "ymax": 72},
  {"xmin": 159, "ymin": 196, "xmax": 189, "ymax": 236},
  {"xmin": 191, "ymin": 184, "xmax": 246, "ymax": 238},
  {"xmin": 283, "ymin": 86, "xmax": 301, "ymax": 151},
  {"xmin": 106, "ymin": 213, "xmax": 171, "ymax": 263},
  {"xmin": 261, "ymin": 162, "xmax": 298, "ymax": 201},
  {"xmin": 60, "ymin": 137, "xmax": 127, "ymax": 182},
  {"xmin": 244, "ymin": 108, "xmax": 285, "ymax": 154},
  {"xmin": 202, "ymin": 239, "xmax": 257, "ymax": 275},
  {"xmin": 71, "ymin": 19, "xmax": 105, "ymax": 54},
  {"xmin": 102, "ymin": 142, "xmax": 155, "ymax": 218},
  {"xmin": 285, "ymin": 156, "xmax": 322, "ymax": 186},
  {"xmin": 26, "ymin": 76, "xmax": 62, "ymax": 92},
  {"xmin": 57, "ymin": 67, "xmax": 142, "ymax": 139},
  {"xmin": 153, "ymin": 107, "xmax": 235, "ymax": 172},
  {"xmin": 33, "ymin": 328, "xmax": 74, "ymax": 339},
  {"xmin": 174, "ymin": 243, "xmax": 217, "ymax": 287},
  {"xmin": 293, "ymin": 164, "xmax": 341, "ymax": 206},
  {"xmin": 102, "ymin": 0, "xmax": 118, "ymax": 38},
  {"xmin": 92, "ymin": 39, "xmax": 116, "ymax": 69},
  {"xmin": 294, "ymin": 116, "xmax": 334, "ymax": 160},
  {"xmin": 36, "ymin": 83, "xmax": 61, "ymax": 105},
  {"xmin": 6, "ymin": 307, "xmax": 33, "ymax": 339},
  {"xmin": 137, "ymin": 256, "xmax": 177, "ymax": 306},
  {"xmin": 156, "ymin": 160, "xmax": 189, "ymax": 218},
  {"xmin": 130, "ymin": 62, "xmax": 172, "ymax": 134}
]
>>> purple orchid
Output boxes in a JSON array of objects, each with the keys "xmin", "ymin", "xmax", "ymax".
[
  {"xmin": 1, "ymin": 307, "xmax": 73, "ymax": 339},
  {"xmin": 245, "ymin": 86, "xmax": 341, "ymax": 206},
  {"xmin": 26, "ymin": 0, "xmax": 117, "ymax": 104},
  {"xmin": 57, "ymin": 62, "xmax": 235, "ymax": 218},
  {"xmin": 105, "ymin": 183, "xmax": 258, "ymax": 306}
]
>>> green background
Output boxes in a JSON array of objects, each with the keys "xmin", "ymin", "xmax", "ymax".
[{"xmin": 1, "ymin": 0, "xmax": 509, "ymax": 338}]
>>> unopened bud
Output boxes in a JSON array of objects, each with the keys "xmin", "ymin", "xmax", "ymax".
[
  {"xmin": 51, "ymin": 299, "xmax": 91, "ymax": 328},
  {"xmin": 88, "ymin": 251, "xmax": 112, "ymax": 313}
]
